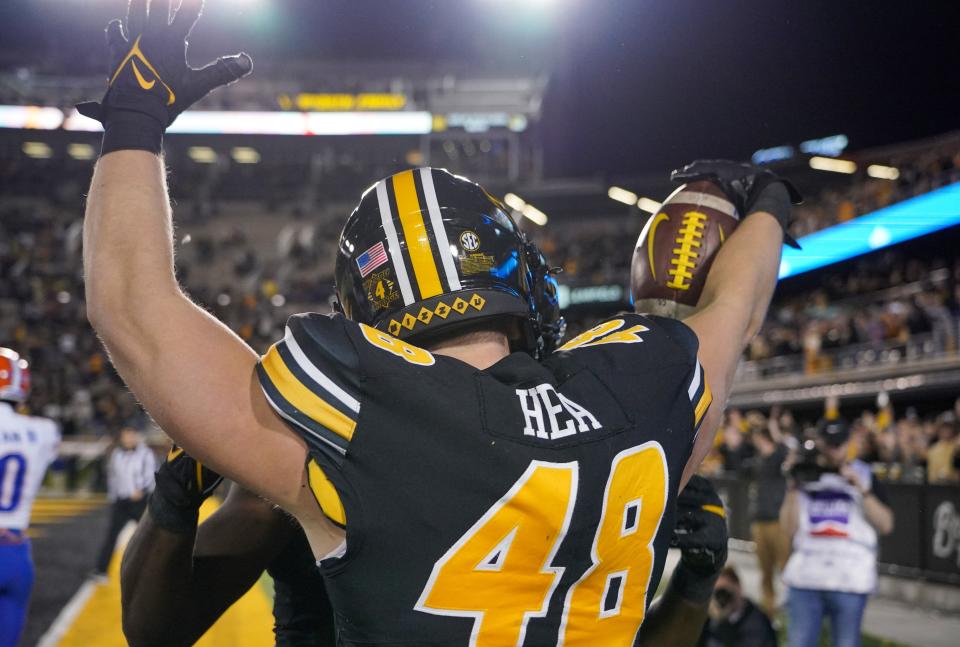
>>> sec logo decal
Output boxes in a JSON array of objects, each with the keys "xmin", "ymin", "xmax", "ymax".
[{"xmin": 459, "ymin": 230, "xmax": 481, "ymax": 252}]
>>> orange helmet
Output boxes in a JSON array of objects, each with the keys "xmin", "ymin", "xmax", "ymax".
[{"xmin": 0, "ymin": 348, "xmax": 30, "ymax": 403}]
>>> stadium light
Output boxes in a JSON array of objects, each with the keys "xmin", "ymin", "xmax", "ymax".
[
  {"xmin": 608, "ymin": 186, "xmax": 638, "ymax": 205},
  {"xmin": 867, "ymin": 164, "xmax": 900, "ymax": 180},
  {"xmin": 521, "ymin": 204, "xmax": 548, "ymax": 226},
  {"xmin": 778, "ymin": 181, "xmax": 960, "ymax": 279},
  {"xmin": 67, "ymin": 143, "xmax": 95, "ymax": 160},
  {"xmin": 0, "ymin": 106, "xmax": 63, "ymax": 130},
  {"xmin": 188, "ymin": 146, "xmax": 218, "ymax": 164},
  {"xmin": 800, "ymin": 134, "xmax": 849, "ymax": 157},
  {"xmin": 503, "ymin": 193, "xmax": 526, "ymax": 211},
  {"xmin": 809, "ymin": 156, "xmax": 857, "ymax": 174},
  {"xmin": 59, "ymin": 107, "xmax": 434, "ymax": 136},
  {"xmin": 231, "ymin": 146, "xmax": 260, "ymax": 164},
  {"xmin": 636, "ymin": 197, "xmax": 662, "ymax": 214},
  {"xmin": 22, "ymin": 142, "xmax": 52, "ymax": 159}
]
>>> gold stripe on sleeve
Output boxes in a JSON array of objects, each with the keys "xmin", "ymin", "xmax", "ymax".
[
  {"xmin": 392, "ymin": 169, "xmax": 443, "ymax": 299},
  {"xmin": 694, "ymin": 380, "xmax": 713, "ymax": 426},
  {"xmin": 702, "ymin": 504, "xmax": 726, "ymax": 518},
  {"xmin": 307, "ymin": 459, "xmax": 346, "ymax": 525},
  {"xmin": 261, "ymin": 346, "xmax": 357, "ymax": 441}
]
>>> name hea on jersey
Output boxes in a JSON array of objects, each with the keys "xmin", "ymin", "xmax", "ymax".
[{"xmin": 515, "ymin": 384, "xmax": 602, "ymax": 441}]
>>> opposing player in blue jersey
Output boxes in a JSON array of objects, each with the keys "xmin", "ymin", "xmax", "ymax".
[{"xmin": 0, "ymin": 348, "xmax": 60, "ymax": 647}]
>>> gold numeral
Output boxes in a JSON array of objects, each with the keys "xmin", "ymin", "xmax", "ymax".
[{"xmin": 416, "ymin": 443, "xmax": 669, "ymax": 646}]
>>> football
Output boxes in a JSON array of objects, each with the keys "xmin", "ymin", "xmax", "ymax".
[{"xmin": 630, "ymin": 180, "xmax": 740, "ymax": 319}]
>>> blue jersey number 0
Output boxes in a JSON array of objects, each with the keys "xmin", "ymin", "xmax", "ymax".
[{"xmin": 0, "ymin": 453, "xmax": 27, "ymax": 512}]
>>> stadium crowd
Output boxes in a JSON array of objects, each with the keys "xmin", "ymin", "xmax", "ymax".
[
  {"xmin": 3, "ymin": 136, "xmax": 960, "ymax": 491},
  {"xmin": 746, "ymin": 250, "xmax": 960, "ymax": 374},
  {"xmin": 700, "ymin": 398, "xmax": 960, "ymax": 485}
]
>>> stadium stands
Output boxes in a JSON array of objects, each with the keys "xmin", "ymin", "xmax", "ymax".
[{"xmin": 3, "ymin": 132, "xmax": 959, "ymax": 444}]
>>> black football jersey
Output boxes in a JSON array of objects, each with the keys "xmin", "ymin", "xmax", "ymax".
[
  {"xmin": 269, "ymin": 521, "xmax": 336, "ymax": 647},
  {"xmin": 258, "ymin": 312, "xmax": 711, "ymax": 646}
]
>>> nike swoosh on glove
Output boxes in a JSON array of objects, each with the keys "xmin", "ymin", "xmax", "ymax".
[{"xmin": 77, "ymin": 0, "xmax": 252, "ymax": 154}]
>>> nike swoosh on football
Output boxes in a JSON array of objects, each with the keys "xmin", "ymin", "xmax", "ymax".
[{"xmin": 646, "ymin": 212, "xmax": 670, "ymax": 281}]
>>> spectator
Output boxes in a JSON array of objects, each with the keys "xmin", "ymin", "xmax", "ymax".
[
  {"xmin": 719, "ymin": 411, "xmax": 755, "ymax": 473},
  {"xmin": 926, "ymin": 417, "xmax": 959, "ymax": 483},
  {"xmin": 780, "ymin": 419, "xmax": 895, "ymax": 647},
  {"xmin": 746, "ymin": 421, "xmax": 790, "ymax": 616},
  {"xmin": 697, "ymin": 566, "xmax": 778, "ymax": 647},
  {"xmin": 92, "ymin": 428, "xmax": 157, "ymax": 580}
]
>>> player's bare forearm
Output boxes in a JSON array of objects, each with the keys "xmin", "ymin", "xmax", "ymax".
[
  {"xmin": 635, "ymin": 579, "xmax": 708, "ymax": 646},
  {"xmin": 121, "ymin": 487, "xmax": 292, "ymax": 646},
  {"xmin": 688, "ymin": 211, "xmax": 783, "ymax": 387},
  {"xmin": 84, "ymin": 151, "xmax": 175, "ymax": 320},
  {"xmin": 83, "ymin": 152, "xmax": 306, "ymax": 509},
  {"xmin": 682, "ymin": 211, "xmax": 783, "ymax": 481}
]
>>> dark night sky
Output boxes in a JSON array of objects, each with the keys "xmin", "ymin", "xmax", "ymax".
[{"xmin": 1, "ymin": 0, "xmax": 958, "ymax": 177}]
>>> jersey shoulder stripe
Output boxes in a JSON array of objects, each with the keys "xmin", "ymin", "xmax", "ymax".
[
  {"xmin": 257, "ymin": 314, "xmax": 363, "ymax": 457},
  {"xmin": 688, "ymin": 361, "xmax": 712, "ymax": 431}
]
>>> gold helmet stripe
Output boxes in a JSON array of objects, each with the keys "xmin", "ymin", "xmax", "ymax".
[
  {"xmin": 376, "ymin": 179, "xmax": 415, "ymax": 305},
  {"xmin": 419, "ymin": 168, "xmax": 462, "ymax": 291},
  {"xmin": 392, "ymin": 169, "xmax": 443, "ymax": 299}
]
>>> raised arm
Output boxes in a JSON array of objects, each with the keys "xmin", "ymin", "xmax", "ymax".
[
  {"xmin": 85, "ymin": 152, "xmax": 304, "ymax": 505},
  {"xmin": 81, "ymin": 1, "xmax": 306, "ymax": 510},
  {"xmin": 682, "ymin": 210, "xmax": 783, "ymax": 479},
  {"xmin": 677, "ymin": 163, "xmax": 797, "ymax": 484}
]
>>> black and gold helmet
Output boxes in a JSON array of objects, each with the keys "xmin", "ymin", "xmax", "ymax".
[{"xmin": 334, "ymin": 168, "xmax": 564, "ymax": 357}]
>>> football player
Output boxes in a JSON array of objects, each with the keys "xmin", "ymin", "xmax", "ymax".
[
  {"xmin": 0, "ymin": 349, "xmax": 60, "ymax": 647},
  {"xmin": 80, "ymin": 2, "xmax": 794, "ymax": 644}
]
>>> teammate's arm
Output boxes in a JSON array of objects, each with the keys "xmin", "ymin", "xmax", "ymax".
[
  {"xmin": 121, "ymin": 485, "xmax": 295, "ymax": 647},
  {"xmin": 634, "ymin": 583, "xmax": 707, "ymax": 647},
  {"xmin": 81, "ymin": 1, "xmax": 312, "ymax": 514},
  {"xmin": 635, "ymin": 476, "xmax": 727, "ymax": 646},
  {"xmin": 681, "ymin": 184, "xmax": 789, "ymax": 484}
]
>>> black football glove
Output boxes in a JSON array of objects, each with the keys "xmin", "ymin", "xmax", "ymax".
[
  {"xmin": 671, "ymin": 159, "xmax": 803, "ymax": 249},
  {"xmin": 669, "ymin": 475, "xmax": 729, "ymax": 603},
  {"xmin": 76, "ymin": 0, "xmax": 252, "ymax": 155},
  {"xmin": 148, "ymin": 443, "xmax": 224, "ymax": 534}
]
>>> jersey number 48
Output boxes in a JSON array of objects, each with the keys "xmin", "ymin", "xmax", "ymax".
[{"xmin": 415, "ymin": 442, "xmax": 668, "ymax": 647}]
